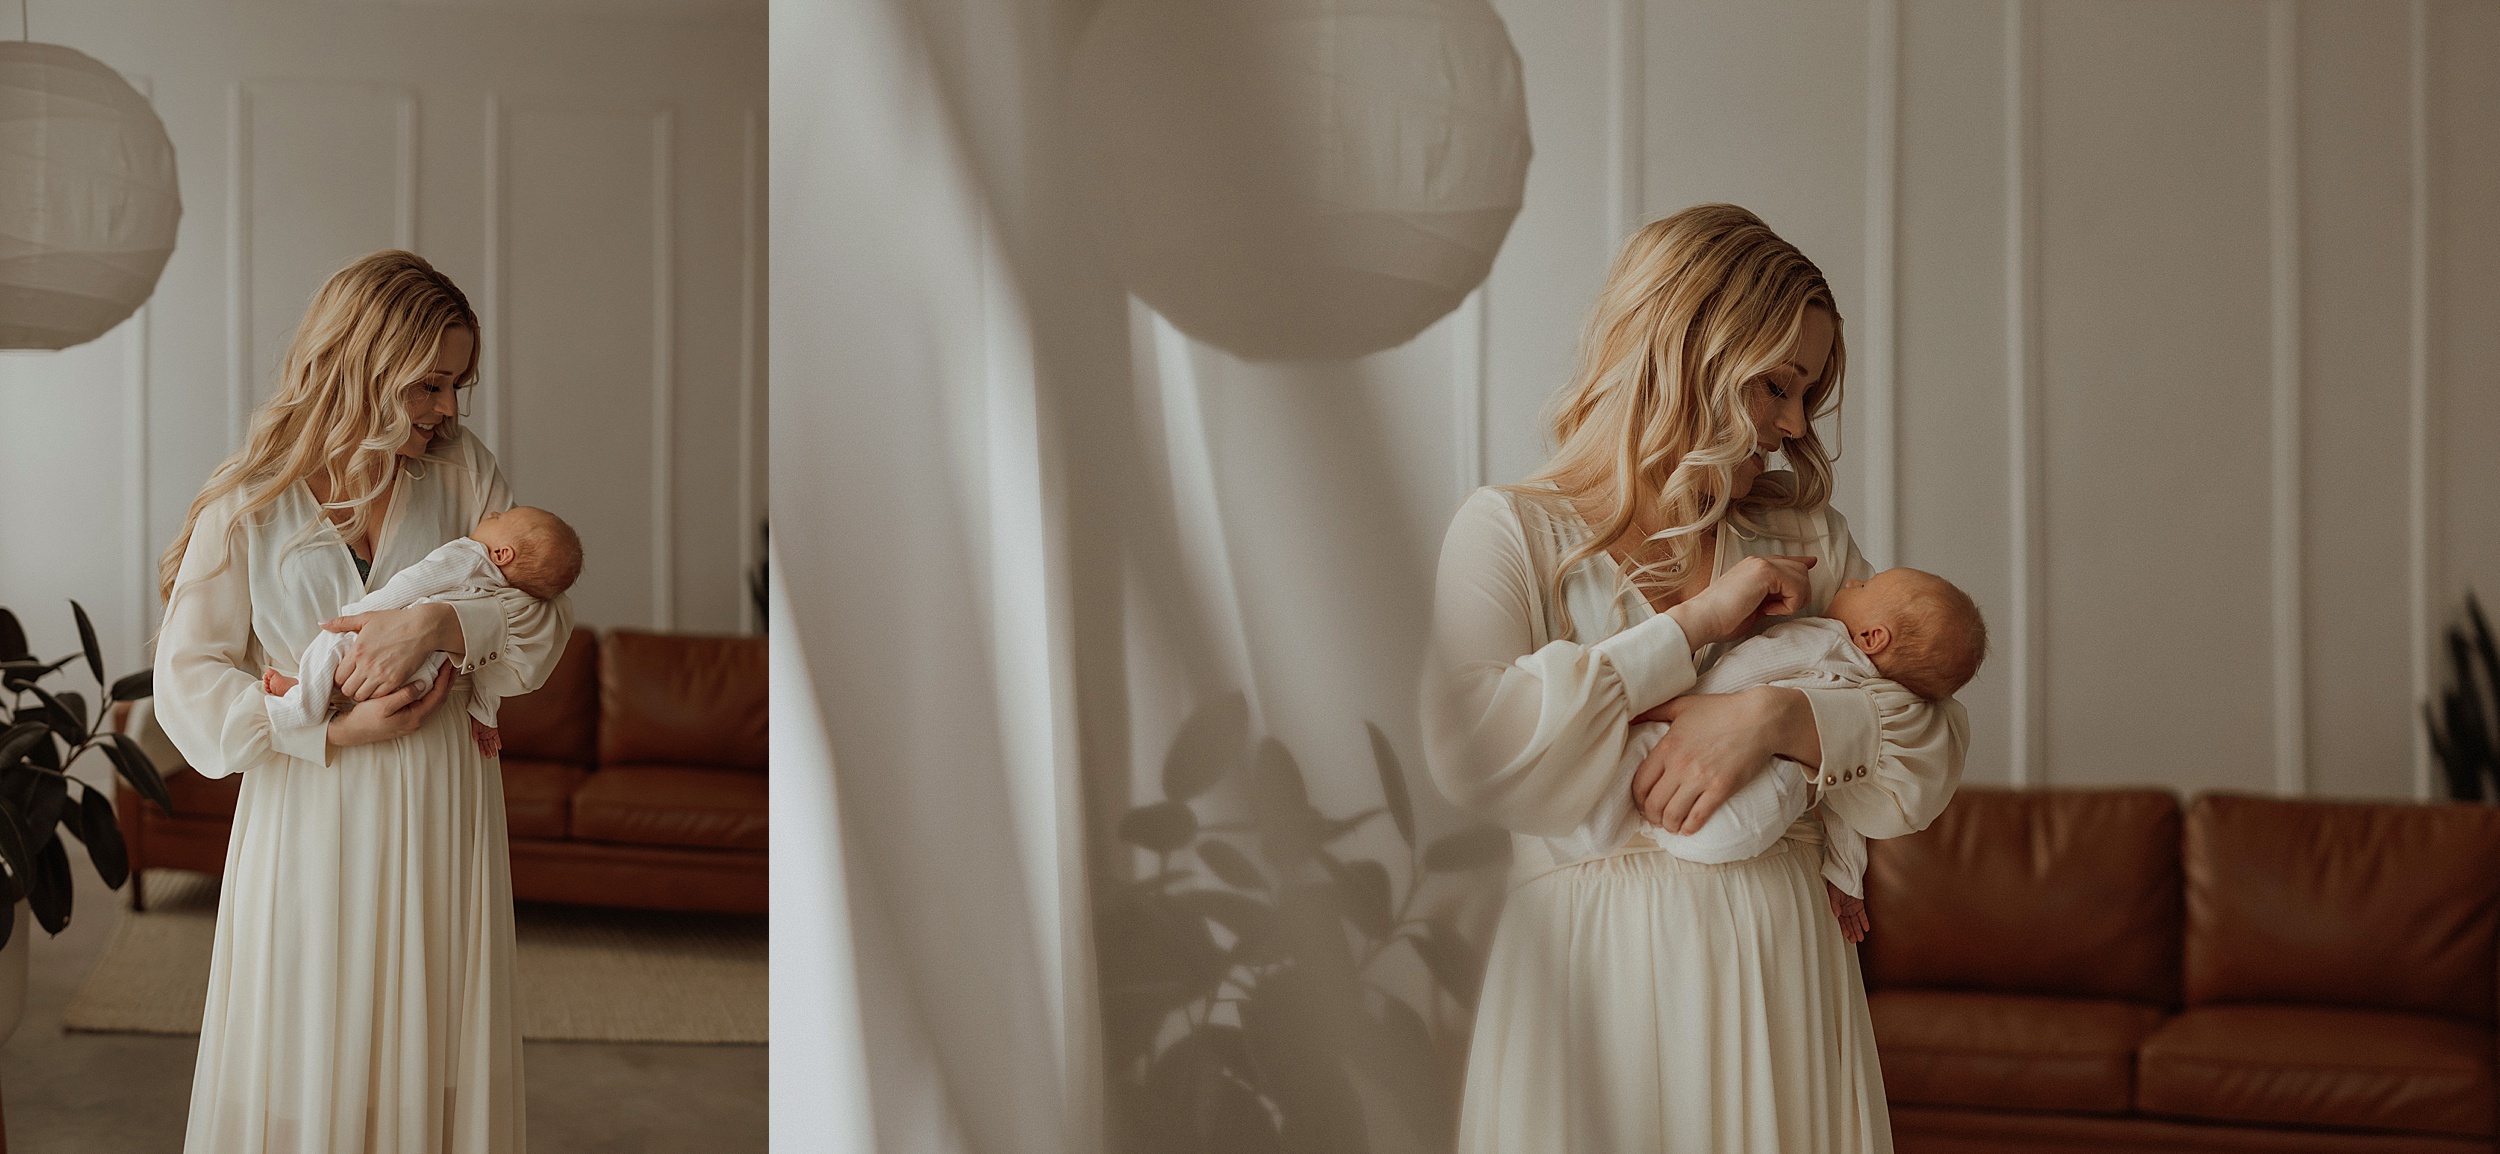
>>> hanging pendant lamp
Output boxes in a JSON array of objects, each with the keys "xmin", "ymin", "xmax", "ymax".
[
  {"xmin": 0, "ymin": 32, "xmax": 183, "ymax": 350},
  {"xmin": 1069, "ymin": 0, "xmax": 1532, "ymax": 362}
]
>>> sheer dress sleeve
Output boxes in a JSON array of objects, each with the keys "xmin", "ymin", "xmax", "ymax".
[
  {"xmin": 155, "ymin": 496, "xmax": 308, "ymax": 779},
  {"xmin": 1420, "ymin": 489, "xmax": 1701, "ymax": 837}
]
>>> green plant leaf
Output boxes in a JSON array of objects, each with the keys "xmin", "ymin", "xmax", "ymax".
[
  {"xmin": 21, "ymin": 773, "xmax": 65, "ymax": 847},
  {"xmin": 0, "ymin": 660, "xmax": 43, "ymax": 691},
  {"xmin": 99, "ymin": 734, "xmax": 175, "ymax": 816},
  {"xmin": 70, "ymin": 600, "xmax": 104, "ymax": 687},
  {"xmin": 72, "ymin": 787, "xmax": 128, "ymax": 890},
  {"xmin": 23, "ymin": 685, "xmax": 87, "ymax": 745},
  {"xmin": 108, "ymin": 670, "xmax": 153, "ymax": 703},
  {"xmin": 0, "ymin": 722, "xmax": 49, "ymax": 769},
  {"xmin": 1422, "ymin": 825, "xmax": 1512, "ymax": 872},
  {"xmin": 1196, "ymin": 837, "xmax": 1265, "ymax": 891},
  {"xmin": 1163, "ymin": 692, "xmax": 1249, "ymax": 803},
  {"xmin": 0, "ymin": 793, "xmax": 40, "ymax": 903},
  {"xmin": 26, "ymin": 833, "xmax": 70, "ymax": 935},
  {"xmin": 1118, "ymin": 801, "xmax": 1199, "ymax": 853},
  {"xmin": 1365, "ymin": 722, "xmax": 1415, "ymax": 849},
  {"xmin": 0, "ymin": 610, "xmax": 26, "ymax": 663},
  {"xmin": 1411, "ymin": 919, "xmax": 1485, "ymax": 1010}
]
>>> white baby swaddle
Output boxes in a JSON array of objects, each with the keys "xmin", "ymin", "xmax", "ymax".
[
  {"xmin": 265, "ymin": 537, "xmax": 509, "ymax": 732},
  {"xmin": 1554, "ymin": 615, "xmax": 1879, "ymax": 897}
]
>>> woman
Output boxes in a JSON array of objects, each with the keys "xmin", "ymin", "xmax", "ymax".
[
  {"xmin": 1421, "ymin": 204, "xmax": 1966, "ymax": 1151},
  {"xmin": 155, "ymin": 251, "xmax": 573, "ymax": 1154}
]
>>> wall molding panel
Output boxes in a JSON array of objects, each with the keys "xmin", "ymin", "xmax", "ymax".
[
  {"xmin": 739, "ymin": 105, "xmax": 763, "ymax": 635},
  {"xmin": 2268, "ymin": 0, "xmax": 2306, "ymax": 797},
  {"xmin": 2003, "ymin": 0, "xmax": 2045, "ymax": 789},
  {"xmin": 1606, "ymin": 0, "xmax": 1644, "ymax": 241},
  {"xmin": 227, "ymin": 83, "xmax": 253, "ymax": 450},
  {"xmin": 651, "ymin": 108, "xmax": 678, "ymax": 631},
  {"xmin": 482, "ymin": 92, "xmax": 509, "ymax": 459},
  {"xmin": 1862, "ymin": 0, "xmax": 1901, "ymax": 571},
  {"xmin": 2406, "ymin": 0, "xmax": 2437, "ymax": 801}
]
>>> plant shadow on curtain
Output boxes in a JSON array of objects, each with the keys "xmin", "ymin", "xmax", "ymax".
[{"xmin": 1098, "ymin": 693, "xmax": 1510, "ymax": 1154}]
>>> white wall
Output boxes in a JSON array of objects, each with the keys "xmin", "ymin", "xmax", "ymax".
[
  {"xmin": 1447, "ymin": 0, "xmax": 2500, "ymax": 803},
  {"xmin": 0, "ymin": 0, "xmax": 765, "ymax": 682}
]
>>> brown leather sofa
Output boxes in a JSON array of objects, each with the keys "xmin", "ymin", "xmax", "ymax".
[
  {"xmin": 116, "ymin": 627, "xmax": 766, "ymax": 915},
  {"xmin": 1866, "ymin": 787, "xmax": 2500, "ymax": 1153}
]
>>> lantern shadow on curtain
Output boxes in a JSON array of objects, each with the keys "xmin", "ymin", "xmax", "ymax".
[{"xmin": 0, "ymin": 41, "xmax": 182, "ymax": 351}]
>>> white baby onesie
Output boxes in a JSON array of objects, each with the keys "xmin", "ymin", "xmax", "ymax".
[
  {"xmin": 265, "ymin": 537, "xmax": 510, "ymax": 733},
  {"xmin": 1569, "ymin": 617, "xmax": 1881, "ymax": 897}
]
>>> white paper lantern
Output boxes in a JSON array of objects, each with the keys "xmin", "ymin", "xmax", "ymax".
[
  {"xmin": 0, "ymin": 42, "xmax": 182, "ymax": 350},
  {"xmin": 1070, "ymin": 0, "xmax": 1531, "ymax": 361}
]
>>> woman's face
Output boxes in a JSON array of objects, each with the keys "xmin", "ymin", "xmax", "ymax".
[
  {"xmin": 1743, "ymin": 304, "xmax": 1833, "ymax": 457},
  {"xmin": 398, "ymin": 325, "xmax": 474, "ymax": 458}
]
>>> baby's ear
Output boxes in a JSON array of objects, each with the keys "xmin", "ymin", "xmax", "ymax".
[
  {"xmin": 1855, "ymin": 622, "xmax": 1892, "ymax": 657},
  {"xmin": 491, "ymin": 543, "xmax": 517, "ymax": 567}
]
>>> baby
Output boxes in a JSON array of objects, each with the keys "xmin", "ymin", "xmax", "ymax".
[
  {"xmin": 263, "ymin": 506, "xmax": 583, "ymax": 758},
  {"xmin": 1572, "ymin": 567, "xmax": 1987, "ymax": 943}
]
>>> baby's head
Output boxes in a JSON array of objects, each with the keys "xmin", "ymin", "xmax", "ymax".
[
  {"xmin": 1824, "ymin": 567, "xmax": 1987, "ymax": 700},
  {"xmin": 470, "ymin": 506, "xmax": 583, "ymax": 602}
]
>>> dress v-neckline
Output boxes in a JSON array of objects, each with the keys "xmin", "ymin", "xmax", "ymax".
[{"xmin": 301, "ymin": 472, "xmax": 411, "ymax": 594}]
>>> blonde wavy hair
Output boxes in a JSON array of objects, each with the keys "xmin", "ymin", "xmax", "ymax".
[
  {"xmin": 1509, "ymin": 204, "xmax": 1845, "ymax": 638},
  {"xmin": 158, "ymin": 250, "xmax": 478, "ymax": 606}
]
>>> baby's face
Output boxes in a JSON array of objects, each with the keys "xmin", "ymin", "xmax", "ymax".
[{"xmin": 1825, "ymin": 569, "xmax": 1925, "ymax": 661}]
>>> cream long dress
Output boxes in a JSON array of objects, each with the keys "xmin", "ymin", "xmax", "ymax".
[
  {"xmin": 1420, "ymin": 483, "xmax": 1968, "ymax": 1153},
  {"xmin": 154, "ymin": 432, "xmax": 573, "ymax": 1154}
]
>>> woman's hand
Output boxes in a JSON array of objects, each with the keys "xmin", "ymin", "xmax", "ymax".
[
  {"xmin": 324, "ymin": 668, "xmax": 455, "ymax": 749},
  {"xmin": 326, "ymin": 603, "xmax": 464, "ymax": 700},
  {"xmin": 1665, "ymin": 554, "xmax": 1815, "ymax": 648},
  {"xmin": 1631, "ymin": 685, "xmax": 1821, "ymax": 833}
]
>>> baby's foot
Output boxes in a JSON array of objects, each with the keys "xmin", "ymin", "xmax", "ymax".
[
  {"xmin": 1825, "ymin": 880, "xmax": 1870, "ymax": 945},
  {"xmin": 263, "ymin": 668, "xmax": 298, "ymax": 696},
  {"xmin": 471, "ymin": 720, "xmax": 502, "ymax": 759}
]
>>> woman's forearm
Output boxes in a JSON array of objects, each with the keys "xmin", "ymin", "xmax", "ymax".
[
  {"xmin": 425, "ymin": 601, "xmax": 465, "ymax": 658},
  {"xmin": 1753, "ymin": 686, "xmax": 1824, "ymax": 769}
]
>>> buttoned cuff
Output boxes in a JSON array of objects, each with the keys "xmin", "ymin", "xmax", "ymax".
[
  {"xmin": 447, "ymin": 596, "xmax": 509, "ymax": 675},
  {"xmin": 1592, "ymin": 610, "xmax": 1698, "ymax": 717},
  {"xmin": 264, "ymin": 698, "xmax": 331, "ymax": 767},
  {"xmin": 1798, "ymin": 685, "xmax": 1881, "ymax": 789}
]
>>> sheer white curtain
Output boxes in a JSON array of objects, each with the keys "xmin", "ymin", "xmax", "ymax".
[
  {"xmin": 769, "ymin": 1, "xmax": 1513, "ymax": 1150},
  {"xmin": 770, "ymin": 0, "xmax": 1098, "ymax": 1150}
]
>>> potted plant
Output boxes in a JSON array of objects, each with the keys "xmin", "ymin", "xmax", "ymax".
[
  {"xmin": 2428, "ymin": 591, "xmax": 2500, "ymax": 802},
  {"xmin": 0, "ymin": 602, "xmax": 175, "ymax": 1047}
]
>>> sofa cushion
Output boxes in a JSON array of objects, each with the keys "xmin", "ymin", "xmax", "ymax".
[
  {"xmin": 2186, "ymin": 795, "xmax": 2500, "ymax": 1023},
  {"xmin": 570, "ymin": 766, "xmax": 766, "ymax": 851},
  {"xmin": 498, "ymin": 626, "xmax": 598, "ymax": 765},
  {"xmin": 1869, "ymin": 990, "xmax": 2168, "ymax": 1115},
  {"xmin": 598, "ymin": 631, "xmax": 765, "ymax": 772},
  {"xmin": 1865, "ymin": 788, "xmax": 2182, "ymax": 1005},
  {"xmin": 2137, "ymin": 1004, "xmax": 2495, "ymax": 1138},
  {"xmin": 499, "ymin": 758, "xmax": 588, "ymax": 840},
  {"xmin": 161, "ymin": 765, "xmax": 242, "ymax": 821}
]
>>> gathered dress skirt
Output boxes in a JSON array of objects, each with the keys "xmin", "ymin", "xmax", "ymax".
[
  {"xmin": 1456, "ymin": 829, "xmax": 1890, "ymax": 1154},
  {"xmin": 186, "ymin": 682, "xmax": 526, "ymax": 1154}
]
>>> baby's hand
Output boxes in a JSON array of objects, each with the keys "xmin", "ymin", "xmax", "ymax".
[
  {"xmin": 263, "ymin": 668, "xmax": 298, "ymax": 696},
  {"xmin": 470, "ymin": 720, "xmax": 502, "ymax": 759},
  {"xmin": 1825, "ymin": 880, "xmax": 1869, "ymax": 945}
]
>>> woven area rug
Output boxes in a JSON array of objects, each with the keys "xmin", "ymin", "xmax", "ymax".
[{"xmin": 63, "ymin": 871, "xmax": 767, "ymax": 1045}]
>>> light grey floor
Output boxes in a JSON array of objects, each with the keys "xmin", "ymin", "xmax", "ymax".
[{"xmin": 0, "ymin": 866, "xmax": 765, "ymax": 1153}]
